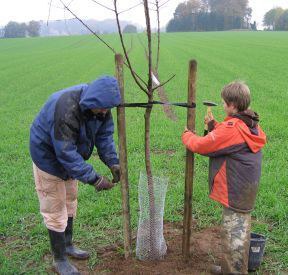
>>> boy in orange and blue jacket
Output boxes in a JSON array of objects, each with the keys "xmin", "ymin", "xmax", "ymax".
[{"xmin": 182, "ymin": 81, "xmax": 266, "ymax": 274}]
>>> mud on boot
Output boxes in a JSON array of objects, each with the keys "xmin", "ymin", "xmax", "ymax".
[
  {"xmin": 65, "ymin": 217, "xmax": 89, "ymax": 260},
  {"xmin": 209, "ymin": 265, "xmax": 223, "ymax": 275},
  {"xmin": 48, "ymin": 229, "xmax": 80, "ymax": 275},
  {"xmin": 53, "ymin": 259, "xmax": 80, "ymax": 275}
]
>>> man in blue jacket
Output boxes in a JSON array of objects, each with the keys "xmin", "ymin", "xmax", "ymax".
[{"xmin": 30, "ymin": 76, "xmax": 121, "ymax": 275}]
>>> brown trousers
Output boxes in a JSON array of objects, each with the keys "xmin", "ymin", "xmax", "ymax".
[
  {"xmin": 33, "ymin": 163, "xmax": 78, "ymax": 232},
  {"xmin": 221, "ymin": 207, "xmax": 251, "ymax": 275}
]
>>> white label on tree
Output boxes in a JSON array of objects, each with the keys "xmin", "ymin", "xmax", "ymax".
[{"xmin": 152, "ymin": 73, "xmax": 160, "ymax": 86}]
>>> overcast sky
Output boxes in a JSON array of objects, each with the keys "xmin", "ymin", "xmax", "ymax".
[{"xmin": 1, "ymin": 0, "xmax": 288, "ymax": 29}]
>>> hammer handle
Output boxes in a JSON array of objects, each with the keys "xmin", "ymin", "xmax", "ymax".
[{"xmin": 204, "ymin": 106, "xmax": 212, "ymax": 136}]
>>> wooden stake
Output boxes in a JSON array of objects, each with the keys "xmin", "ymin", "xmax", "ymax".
[
  {"xmin": 182, "ymin": 59, "xmax": 197, "ymax": 260},
  {"xmin": 115, "ymin": 53, "xmax": 132, "ymax": 259}
]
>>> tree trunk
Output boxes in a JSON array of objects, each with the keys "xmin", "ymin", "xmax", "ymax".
[{"xmin": 144, "ymin": 95, "xmax": 158, "ymax": 259}]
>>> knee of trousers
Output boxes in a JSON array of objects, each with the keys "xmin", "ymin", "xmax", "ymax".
[
  {"xmin": 65, "ymin": 180, "xmax": 78, "ymax": 216},
  {"xmin": 65, "ymin": 180, "xmax": 78, "ymax": 202},
  {"xmin": 43, "ymin": 211, "xmax": 68, "ymax": 232},
  {"xmin": 66, "ymin": 199, "xmax": 78, "ymax": 217}
]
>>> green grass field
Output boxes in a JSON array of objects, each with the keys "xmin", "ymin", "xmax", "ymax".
[{"xmin": 0, "ymin": 31, "xmax": 287, "ymax": 274}]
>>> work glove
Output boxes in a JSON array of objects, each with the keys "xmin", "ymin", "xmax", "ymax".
[
  {"xmin": 110, "ymin": 164, "xmax": 120, "ymax": 183},
  {"xmin": 94, "ymin": 176, "xmax": 115, "ymax": 192}
]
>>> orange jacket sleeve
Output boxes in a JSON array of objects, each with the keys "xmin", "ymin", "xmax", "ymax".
[{"xmin": 182, "ymin": 121, "xmax": 244, "ymax": 156}]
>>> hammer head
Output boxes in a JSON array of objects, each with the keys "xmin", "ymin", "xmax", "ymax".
[{"xmin": 203, "ymin": 101, "xmax": 218, "ymax": 107}]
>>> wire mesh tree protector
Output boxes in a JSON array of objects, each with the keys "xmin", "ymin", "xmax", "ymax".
[{"xmin": 136, "ymin": 172, "xmax": 168, "ymax": 260}]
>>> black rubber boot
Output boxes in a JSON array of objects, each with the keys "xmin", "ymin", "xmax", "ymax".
[
  {"xmin": 65, "ymin": 217, "xmax": 90, "ymax": 260},
  {"xmin": 48, "ymin": 229, "xmax": 80, "ymax": 275}
]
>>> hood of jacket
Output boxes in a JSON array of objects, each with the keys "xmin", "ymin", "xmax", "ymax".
[
  {"xmin": 79, "ymin": 76, "xmax": 121, "ymax": 111},
  {"xmin": 230, "ymin": 110, "xmax": 266, "ymax": 153}
]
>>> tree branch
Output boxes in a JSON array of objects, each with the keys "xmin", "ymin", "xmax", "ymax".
[
  {"xmin": 148, "ymin": 0, "xmax": 171, "ymax": 9},
  {"xmin": 59, "ymin": 0, "xmax": 147, "ymax": 88},
  {"xmin": 62, "ymin": 0, "xmax": 75, "ymax": 35},
  {"xmin": 60, "ymin": 0, "xmax": 117, "ymax": 53},
  {"xmin": 89, "ymin": 0, "xmax": 143, "ymax": 15},
  {"xmin": 125, "ymin": 36, "xmax": 133, "ymax": 57},
  {"xmin": 137, "ymin": 34, "xmax": 148, "ymax": 56},
  {"xmin": 118, "ymin": 2, "xmax": 143, "ymax": 15},
  {"xmin": 155, "ymin": 0, "xmax": 160, "ymax": 72},
  {"xmin": 159, "ymin": 0, "xmax": 171, "ymax": 9},
  {"xmin": 122, "ymin": 36, "xmax": 134, "ymax": 65},
  {"xmin": 143, "ymin": 0, "xmax": 153, "ymax": 95},
  {"xmin": 63, "ymin": 8, "xmax": 71, "ymax": 35},
  {"xmin": 47, "ymin": 0, "xmax": 53, "ymax": 26},
  {"xmin": 67, "ymin": 0, "xmax": 75, "ymax": 6},
  {"xmin": 152, "ymin": 74, "xmax": 176, "ymax": 91},
  {"xmin": 114, "ymin": 0, "xmax": 148, "ymax": 94},
  {"xmin": 90, "ymin": 0, "xmax": 115, "ymax": 12}
]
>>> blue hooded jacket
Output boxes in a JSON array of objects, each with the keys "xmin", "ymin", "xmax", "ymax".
[{"xmin": 30, "ymin": 76, "xmax": 121, "ymax": 184}]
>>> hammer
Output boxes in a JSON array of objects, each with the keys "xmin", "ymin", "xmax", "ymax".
[{"xmin": 203, "ymin": 101, "xmax": 218, "ymax": 136}]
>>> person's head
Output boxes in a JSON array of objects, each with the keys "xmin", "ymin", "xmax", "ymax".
[
  {"xmin": 91, "ymin": 108, "xmax": 109, "ymax": 120},
  {"xmin": 79, "ymin": 76, "xmax": 121, "ymax": 118},
  {"xmin": 221, "ymin": 81, "xmax": 251, "ymax": 116}
]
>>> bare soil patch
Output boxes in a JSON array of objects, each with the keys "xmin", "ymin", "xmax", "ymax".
[{"xmin": 73, "ymin": 223, "xmax": 223, "ymax": 274}]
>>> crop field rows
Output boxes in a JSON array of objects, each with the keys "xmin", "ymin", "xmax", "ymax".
[{"xmin": 0, "ymin": 32, "xmax": 287, "ymax": 273}]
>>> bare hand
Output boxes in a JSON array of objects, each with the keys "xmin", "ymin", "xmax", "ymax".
[
  {"xmin": 184, "ymin": 127, "xmax": 196, "ymax": 134},
  {"xmin": 204, "ymin": 112, "xmax": 214, "ymax": 125}
]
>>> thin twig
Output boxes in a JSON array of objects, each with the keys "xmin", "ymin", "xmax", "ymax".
[
  {"xmin": 114, "ymin": 0, "xmax": 148, "ymax": 94},
  {"xmin": 159, "ymin": 0, "xmax": 171, "ymax": 9},
  {"xmin": 123, "ymin": 36, "xmax": 133, "ymax": 64},
  {"xmin": 47, "ymin": 0, "xmax": 53, "ymax": 26},
  {"xmin": 47, "ymin": 0, "xmax": 76, "ymax": 26},
  {"xmin": 149, "ymin": 0, "xmax": 170, "ymax": 12},
  {"xmin": 137, "ymin": 34, "xmax": 148, "ymax": 54},
  {"xmin": 63, "ymin": 0, "xmax": 75, "ymax": 35},
  {"xmin": 118, "ymin": 2, "xmax": 143, "ymax": 14},
  {"xmin": 67, "ymin": 0, "xmax": 75, "ymax": 6},
  {"xmin": 63, "ymin": 8, "xmax": 71, "ymax": 35},
  {"xmin": 126, "ymin": 36, "xmax": 134, "ymax": 56},
  {"xmin": 148, "ymin": 0, "xmax": 171, "ymax": 9},
  {"xmin": 143, "ymin": 0, "xmax": 153, "ymax": 95},
  {"xmin": 155, "ymin": 0, "xmax": 160, "ymax": 71},
  {"xmin": 152, "ymin": 74, "xmax": 176, "ymax": 91},
  {"xmin": 60, "ymin": 0, "xmax": 147, "ymax": 88},
  {"xmin": 90, "ymin": 0, "xmax": 142, "ymax": 15},
  {"xmin": 60, "ymin": 0, "xmax": 117, "ymax": 53},
  {"xmin": 90, "ymin": 0, "xmax": 115, "ymax": 12}
]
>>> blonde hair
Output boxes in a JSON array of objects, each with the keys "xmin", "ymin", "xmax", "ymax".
[{"xmin": 221, "ymin": 81, "xmax": 250, "ymax": 112}]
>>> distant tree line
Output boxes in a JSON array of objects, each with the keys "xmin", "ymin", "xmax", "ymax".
[
  {"xmin": 166, "ymin": 0, "xmax": 254, "ymax": 32},
  {"xmin": 123, "ymin": 24, "xmax": 137, "ymax": 33},
  {"xmin": 3, "ymin": 21, "xmax": 40, "ymax": 38},
  {"xmin": 263, "ymin": 8, "xmax": 288, "ymax": 31},
  {"xmin": 0, "ymin": 19, "xmax": 140, "ymax": 38}
]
